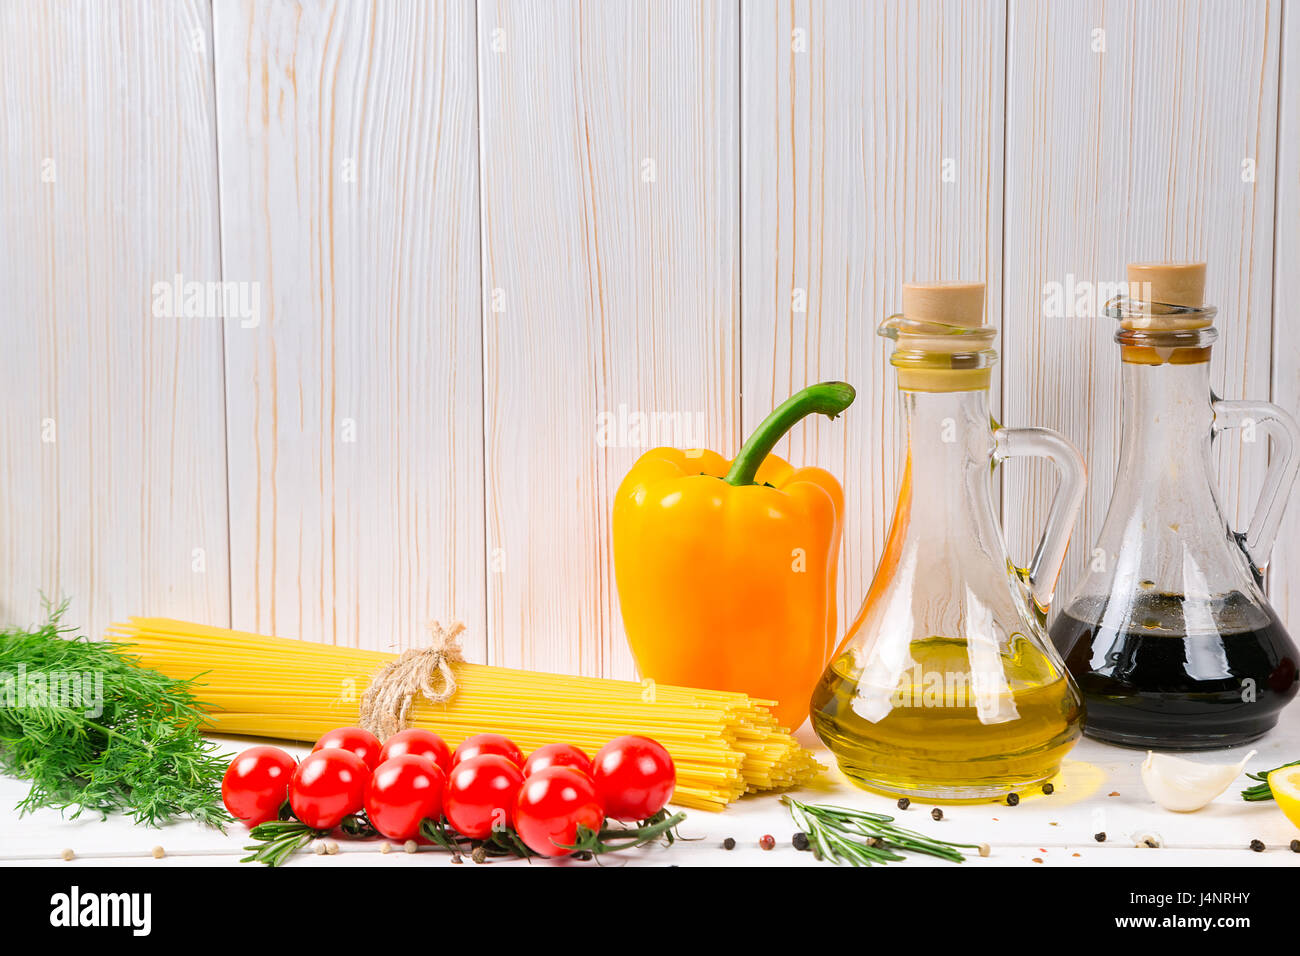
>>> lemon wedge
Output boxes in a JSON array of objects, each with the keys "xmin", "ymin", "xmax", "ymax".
[{"xmin": 1268, "ymin": 765, "xmax": 1300, "ymax": 830}]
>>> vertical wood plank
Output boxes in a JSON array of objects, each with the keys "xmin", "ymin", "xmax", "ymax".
[
  {"xmin": 478, "ymin": 0, "xmax": 740, "ymax": 676},
  {"xmin": 1002, "ymin": 0, "xmax": 1281, "ymax": 606},
  {"xmin": 214, "ymin": 0, "xmax": 485, "ymax": 653},
  {"xmin": 1271, "ymin": 1, "xmax": 1300, "ymax": 620},
  {"xmin": 741, "ymin": 0, "xmax": 1006, "ymax": 630},
  {"xmin": 0, "ymin": 0, "xmax": 229, "ymax": 636}
]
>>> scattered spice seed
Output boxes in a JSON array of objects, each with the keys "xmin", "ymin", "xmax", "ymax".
[
  {"xmin": 1072, "ymin": 852, "xmax": 1081, "ymax": 858},
  {"xmin": 311, "ymin": 840, "xmax": 327, "ymax": 856},
  {"xmin": 792, "ymin": 832, "xmax": 810, "ymax": 851},
  {"xmin": 403, "ymin": 840, "xmax": 418, "ymax": 854},
  {"xmin": 1006, "ymin": 793, "xmax": 1019, "ymax": 807},
  {"xmin": 759, "ymin": 834, "xmax": 775, "ymax": 850},
  {"xmin": 325, "ymin": 840, "xmax": 339, "ymax": 856},
  {"xmin": 1032, "ymin": 857, "xmax": 1043, "ymax": 864},
  {"xmin": 471, "ymin": 847, "xmax": 488, "ymax": 864},
  {"xmin": 897, "ymin": 797, "xmax": 910, "ymax": 810},
  {"xmin": 722, "ymin": 837, "xmax": 736, "ymax": 850},
  {"xmin": 60, "ymin": 849, "xmax": 74, "ymax": 861},
  {"xmin": 1291, "ymin": 839, "xmax": 1300, "ymax": 853},
  {"xmin": 1108, "ymin": 791, "xmax": 1120, "ymax": 797},
  {"xmin": 1042, "ymin": 782, "xmax": 1054, "ymax": 795},
  {"xmin": 978, "ymin": 844, "xmax": 990, "ymax": 857},
  {"xmin": 151, "ymin": 846, "xmax": 165, "ymax": 859},
  {"xmin": 450, "ymin": 856, "xmax": 462, "ymax": 864},
  {"xmin": 379, "ymin": 842, "xmax": 391, "ymax": 854},
  {"xmin": 1094, "ymin": 832, "xmax": 1106, "ymax": 842},
  {"xmin": 1250, "ymin": 839, "xmax": 1265, "ymax": 852},
  {"xmin": 930, "ymin": 807, "xmax": 943, "ymax": 821}
]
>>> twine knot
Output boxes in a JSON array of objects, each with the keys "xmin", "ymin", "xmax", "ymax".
[{"xmin": 359, "ymin": 621, "xmax": 466, "ymax": 741}]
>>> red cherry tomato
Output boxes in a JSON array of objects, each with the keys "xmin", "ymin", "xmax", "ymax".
[
  {"xmin": 289, "ymin": 749, "xmax": 369, "ymax": 830},
  {"xmin": 312, "ymin": 726, "xmax": 383, "ymax": 770},
  {"xmin": 378, "ymin": 728, "xmax": 453, "ymax": 773},
  {"xmin": 453, "ymin": 733, "xmax": 524, "ymax": 769},
  {"xmin": 364, "ymin": 755, "xmax": 446, "ymax": 841},
  {"xmin": 591, "ymin": 735, "xmax": 676, "ymax": 821},
  {"xmin": 444, "ymin": 754, "xmax": 524, "ymax": 839},
  {"xmin": 222, "ymin": 746, "xmax": 297, "ymax": 827},
  {"xmin": 522, "ymin": 743, "xmax": 592, "ymax": 778},
  {"xmin": 514, "ymin": 766, "xmax": 605, "ymax": 857}
]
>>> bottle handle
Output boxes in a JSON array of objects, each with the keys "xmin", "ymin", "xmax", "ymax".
[
  {"xmin": 1211, "ymin": 399, "xmax": 1300, "ymax": 572},
  {"xmin": 993, "ymin": 427, "xmax": 1088, "ymax": 611}
]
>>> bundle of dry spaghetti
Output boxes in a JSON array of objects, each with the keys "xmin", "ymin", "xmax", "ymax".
[{"xmin": 111, "ymin": 617, "xmax": 822, "ymax": 811}]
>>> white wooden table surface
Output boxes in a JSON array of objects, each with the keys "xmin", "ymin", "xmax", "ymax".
[{"xmin": 3, "ymin": 726, "xmax": 1299, "ymax": 868}]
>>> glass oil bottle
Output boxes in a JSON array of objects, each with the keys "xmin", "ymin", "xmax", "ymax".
[
  {"xmin": 811, "ymin": 282, "xmax": 1087, "ymax": 799},
  {"xmin": 1050, "ymin": 262, "xmax": 1300, "ymax": 749}
]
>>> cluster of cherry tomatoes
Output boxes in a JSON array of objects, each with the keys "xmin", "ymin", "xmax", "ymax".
[{"xmin": 222, "ymin": 727, "xmax": 676, "ymax": 858}]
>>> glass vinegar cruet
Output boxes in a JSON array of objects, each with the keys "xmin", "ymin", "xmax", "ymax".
[
  {"xmin": 1049, "ymin": 262, "xmax": 1300, "ymax": 749},
  {"xmin": 811, "ymin": 281, "xmax": 1088, "ymax": 800}
]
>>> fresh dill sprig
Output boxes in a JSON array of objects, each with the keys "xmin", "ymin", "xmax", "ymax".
[
  {"xmin": 782, "ymin": 796, "xmax": 987, "ymax": 866},
  {"xmin": 0, "ymin": 600, "xmax": 231, "ymax": 827},
  {"xmin": 1241, "ymin": 758, "xmax": 1300, "ymax": 801}
]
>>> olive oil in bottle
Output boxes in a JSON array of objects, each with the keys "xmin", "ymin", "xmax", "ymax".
[{"xmin": 811, "ymin": 635, "xmax": 1083, "ymax": 799}]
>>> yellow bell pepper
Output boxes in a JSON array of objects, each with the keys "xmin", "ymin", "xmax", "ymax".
[{"xmin": 613, "ymin": 383, "xmax": 855, "ymax": 729}]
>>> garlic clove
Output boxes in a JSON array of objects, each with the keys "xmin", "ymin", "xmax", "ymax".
[{"xmin": 1140, "ymin": 749, "xmax": 1256, "ymax": 813}]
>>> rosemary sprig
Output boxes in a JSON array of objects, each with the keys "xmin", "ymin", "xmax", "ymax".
[
  {"xmin": 783, "ymin": 796, "xmax": 986, "ymax": 866},
  {"xmin": 242, "ymin": 820, "xmax": 326, "ymax": 866},
  {"xmin": 0, "ymin": 601, "xmax": 231, "ymax": 827},
  {"xmin": 1241, "ymin": 758, "xmax": 1300, "ymax": 801}
]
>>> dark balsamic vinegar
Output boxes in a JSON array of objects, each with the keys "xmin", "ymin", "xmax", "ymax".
[{"xmin": 1050, "ymin": 591, "xmax": 1300, "ymax": 750}]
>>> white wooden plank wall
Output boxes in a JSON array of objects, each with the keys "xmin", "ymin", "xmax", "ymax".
[
  {"xmin": 0, "ymin": 0, "xmax": 229, "ymax": 638},
  {"xmin": 1, "ymin": 0, "xmax": 1297, "ymax": 678},
  {"xmin": 213, "ymin": 0, "xmax": 485, "ymax": 655},
  {"xmin": 1273, "ymin": 4, "xmax": 1300, "ymax": 622}
]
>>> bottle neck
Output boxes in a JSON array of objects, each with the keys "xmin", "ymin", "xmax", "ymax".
[
  {"xmin": 898, "ymin": 387, "xmax": 1001, "ymax": 544},
  {"xmin": 902, "ymin": 387, "xmax": 994, "ymax": 473},
  {"xmin": 1114, "ymin": 358, "xmax": 1215, "ymax": 480}
]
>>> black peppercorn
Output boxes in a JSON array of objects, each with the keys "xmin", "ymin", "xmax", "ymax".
[
  {"xmin": 1094, "ymin": 832, "xmax": 1106, "ymax": 842},
  {"xmin": 471, "ymin": 847, "xmax": 488, "ymax": 864},
  {"xmin": 1291, "ymin": 839, "xmax": 1300, "ymax": 853},
  {"xmin": 722, "ymin": 837, "xmax": 736, "ymax": 850},
  {"xmin": 1006, "ymin": 792, "xmax": 1019, "ymax": 806},
  {"xmin": 792, "ymin": 831, "xmax": 810, "ymax": 851},
  {"xmin": 1041, "ymin": 782, "xmax": 1054, "ymax": 795},
  {"xmin": 1250, "ymin": 839, "xmax": 1265, "ymax": 852},
  {"xmin": 930, "ymin": 807, "xmax": 943, "ymax": 821},
  {"xmin": 897, "ymin": 797, "xmax": 910, "ymax": 810}
]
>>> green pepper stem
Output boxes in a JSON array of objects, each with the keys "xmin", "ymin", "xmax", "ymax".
[{"xmin": 723, "ymin": 381, "xmax": 856, "ymax": 486}]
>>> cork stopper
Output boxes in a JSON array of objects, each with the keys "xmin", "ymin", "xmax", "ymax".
[
  {"xmin": 887, "ymin": 281, "xmax": 995, "ymax": 391},
  {"xmin": 1127, "ymin": 262, "xmax": 1205, "ymax": 308},
  {"xmin": 901, "ymin": 281, "xmax": 986, "ymax": 328},
  {"xmin": 1121, "ymin": 262, "xmax": 1212, "ymax": 331}
]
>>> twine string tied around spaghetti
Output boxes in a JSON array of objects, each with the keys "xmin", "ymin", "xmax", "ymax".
[{"xmin": 360, "ymin": 621, "xmax": 466, "ymax": 741}]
